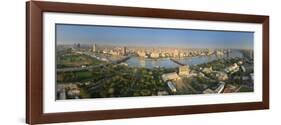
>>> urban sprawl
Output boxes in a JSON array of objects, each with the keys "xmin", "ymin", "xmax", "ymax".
[{"xmin": 56, "ymin": 43, "xmax": 254, "ymax": 100}]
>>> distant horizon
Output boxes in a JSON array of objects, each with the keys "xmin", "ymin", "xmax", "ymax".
[
  {"xmin": 57, "ymin": 43, "xmax": 254, "ymax": 50},
  {"xmin": 56, "ymin": 24, "xmax": 254, "ymax": 49}
]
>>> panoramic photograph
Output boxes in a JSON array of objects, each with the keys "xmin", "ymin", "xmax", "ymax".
[{"xmin": 55, "ymin": 24, "xmax": 254, "ymax": 100}]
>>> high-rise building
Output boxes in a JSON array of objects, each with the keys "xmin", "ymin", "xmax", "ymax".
[
  {"xmin": 226, "ymin": 49, "xmax": 230, "ymax": 58},
  {"xmin": 77, "ymin": 43, "xmax": 80, "ymax": 48},
  {"xmin": 123, "ymin": 46, "xmax": 127, "ymax": 55},
  {"xmin": 92, "ymin": 43, "xmax": 96, "ymax": 52},
  {"xmin": 249, "ymin": 50, "xmax": 254, "ymax": 59}
]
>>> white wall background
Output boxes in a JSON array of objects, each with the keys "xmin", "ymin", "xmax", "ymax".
[{"xmin": 0, "ymin": 0, "xmax": 279, "ymax": 124}]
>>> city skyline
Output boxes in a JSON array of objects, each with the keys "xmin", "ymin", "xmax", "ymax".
[{"xmin": 56, "ymin": 24, "xmax": 254, "ymax": 49}]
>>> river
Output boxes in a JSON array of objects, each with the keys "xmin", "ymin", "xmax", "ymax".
[{"xmin": 125, "ymin": 50, "xmax": 244, "ymax": 69}]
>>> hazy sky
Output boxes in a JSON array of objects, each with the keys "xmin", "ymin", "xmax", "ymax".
[{"xmin": 56, "ymin": 24, "xmax": 254, "ymax": 49}]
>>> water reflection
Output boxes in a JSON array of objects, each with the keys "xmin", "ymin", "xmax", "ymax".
[
  {"xmin": 126, "ymin": 57, "xmax": 179, "ymax": 69},
  {"xmin": 125, "ymin": 50, "xmax": 244, "ymax": 69}
]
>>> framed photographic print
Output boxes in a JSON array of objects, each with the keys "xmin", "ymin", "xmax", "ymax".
[{"xmin": 26, "ymin": 1, "xmax": 269, "ymax": 124}]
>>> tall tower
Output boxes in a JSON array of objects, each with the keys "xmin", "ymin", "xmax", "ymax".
[
  {"xmin": 92, "ymin": 43, "xmax": 96, "ymax": 52},
  {"xmin": 123, "ymin": 46, "xmax": 127, "ymax": 55},
  {"xmin": 250, "ymin": 49, "xmax": 254, "ymax": 59},
  {"xmin": 227, "ymin": 49, "xmax": 230, "ymax": 58}
]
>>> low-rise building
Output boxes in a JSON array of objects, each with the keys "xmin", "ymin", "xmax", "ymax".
[
  {"xmin": 67, "ymin": 89, "xmax": 80, "ymax": 97},
  {"xmin": 162, "ymin": 72, "xmax": 180, "ymax": 82},
  {"xmin": 250, "ymin": 73, "xmax": 254, "ymax": 81},
  {"xmin": 150, "ymin": 52, "xmax": 159, "ymax": 58},
  {"xmin": 119, "ymin": 62, "xmax": 128, "ymax": 66},
  {"xmin": 203, "ymin": 82, "xmax": 225, "ymax": 94},
  {"xmin": 137, "ymin": 51, "xmax": 146, "ymax": 58},
  {"xmin": 178, "ymin": 65, "xmax": 190, "ymax": 76},
  {"xmin": 225, "ymin": 63, "xmax": 239, "ymax": 73},
  {"xmin": 215, "ymin": 72, "xmax": 228, "ymax": 81},
  {"xmin": 223, "ymin": 84, "xmax": 239, "ymax": 93},
  {"xmin": 57, "ymin": 83, "xmax": 81, "ymax": 99},
  {"xmin": 215, "ymin": 50, "xmax": 224, "ymax": 56},
  {"xmin": 157, "ymin": 90, "xmax": 169, "ymax": 96},
  {"xmin": 203, "ymin": 88, "xmax": 215, "ymax": 94},
  {"xmin": 109, "ymin": 50, "xmax": 118, "ymax": 56},
  {"xmin": 202, "ymin": 67, "xmax": 213, "ymax": 74}
]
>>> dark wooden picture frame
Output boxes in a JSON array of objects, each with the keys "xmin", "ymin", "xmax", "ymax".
[{"xmin": 26, "ymin": 1, "xmax": 269, "ymax": 124}]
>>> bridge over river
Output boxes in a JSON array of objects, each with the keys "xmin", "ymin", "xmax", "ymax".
[{"xmin": 169, "ymin": 58, "xmax": 186, "ymax": 66}]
